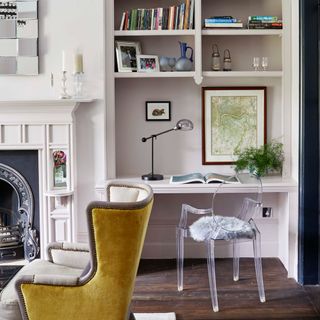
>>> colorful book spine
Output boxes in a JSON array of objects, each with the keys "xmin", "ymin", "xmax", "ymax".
[
  {"xmin": 189, "ymin": 0, "xmax": 195, "ymax": 29},
  {"xmin": 205, "ymin": 18, "xmax": 237, "ymax": 23},
  {"xmin": 249, "ymin": 15, "xmax": 278, "ymax": 21}
]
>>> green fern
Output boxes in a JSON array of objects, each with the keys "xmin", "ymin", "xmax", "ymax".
[{"xmin": 234, "ymin": 141, "xmax": 284, "ymax": 177}]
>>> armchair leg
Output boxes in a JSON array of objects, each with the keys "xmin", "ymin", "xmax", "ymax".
[{"xmin": 207, "ymin": 239, "xmax": 219, "ymax": 312}]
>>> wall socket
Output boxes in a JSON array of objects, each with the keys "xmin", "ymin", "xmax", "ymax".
[{"xmin": 262, "ymin": 207, "xmax": 273, "ymax": 218}]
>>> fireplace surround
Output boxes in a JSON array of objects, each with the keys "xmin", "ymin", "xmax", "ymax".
[{"xmin": 0, "ymin": 99, "xmax": 91, "ymax": 259}]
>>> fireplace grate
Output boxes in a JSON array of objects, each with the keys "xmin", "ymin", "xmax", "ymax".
[{"xmin": 0, "ymin": 225, "xmax": 22, "ymax": 248}]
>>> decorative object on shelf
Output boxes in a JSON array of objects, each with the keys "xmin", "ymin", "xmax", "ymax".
[
  {"xmin": 211, "ymin": 44, "xmax": 221, "ymax": 71},
  {"xmin": 234, "ymin": 140, "xmax": 284, "ymax": 177},
  {"xmin": 137, "ymin": 55, "xmax": 160, "ymax": 72},
  {"xmin": 141, "ymin": 119, "xmax": 193, "ymax": 180},
  {"xmin": 146, "ymin": 101, "xmax": 171, "ymax": 121},
  {"xmin": 159, "ymin": 56, "xmax": 170, "ymax": 71},
  {"xmin": 73, "ymin": 53, "xmax": 84, "ymax": 98},
  {"xmin": 261, "ymin": 57, "xmax": 268, "ymax": 71},
  {"xmin": 53, "ymin": 150, "xmax": 67, "ymax": 188},
  {"xmin": 223, "ymin": 49, "xmax": 232, "ymax": 71},
  {"xmin": 175, "ymin": 41, "xmax": 193, "ymax": 71},
  {"xmin": 253, "ymin": 57, "xmax": 260, "ymax": 71},
  {"xmin": 168, "ymin": 57, "xmax": 177, "ymax": 71},
  {"xmin": 202, "ymin": 87, "xmax": 266, "ymax": 165},
  {"xmin": 115, "ymin": 41, "xmax": 141, "ymax": 72},
  {"xmin": 0, "ymin": 0, "xmax": 38, "ymax": 75},
  {"xmin": 60, "ymin": 51, "xmax": 71, "ymax": 99}
]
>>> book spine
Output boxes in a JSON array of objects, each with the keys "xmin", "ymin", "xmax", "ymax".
[
  {"xmin": 175, "ymin": 5, "xmax": 180, "ymax": 30},
  {"xmin": 119, "ymin": 12, "xmax": 125, "ymax": 30},
  {"xmin": 205, "ymin": 18, "xmax": 237, "ymax": 23},
  {"xmin": 205, "ymin": 22, "xmax": 243, "ymax": 28},
  {"xmin": 158, "ymin": 8, "xmax": 163, "ymax": 30},
  {"xmin": 184, "ymin": 0, "xmax": 190, "ymax": 30},
  {"xmin": 179, "ymin": 4, "xmax": 185, "ymax": 30},
  {"xmin": 249, "ymin": 15, "xmax": 278, "ymax": 21},
  {"xmin": 189, "ymin": 0, "xmax": 195, "ymax": 29}
]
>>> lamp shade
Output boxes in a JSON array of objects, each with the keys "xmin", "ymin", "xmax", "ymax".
[{"xmin": 175, "ymin": 119, "xmax": 194, "ymax": 131}]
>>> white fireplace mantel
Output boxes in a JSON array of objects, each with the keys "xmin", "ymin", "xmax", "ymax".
[{"xmin": 0, "ymin": 99, "xmax": 93, "ymax": 258}]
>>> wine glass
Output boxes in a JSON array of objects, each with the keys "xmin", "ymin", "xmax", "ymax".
[
  {"xmin": 253, "ymin": 57, "xmax": 260, "ymax": 71},
  {"xmin": 261, "ymin": 57, "xmax": 268, "ymax": 71},
  {"xmin": 168, "ymin": 57, "xmax": 176, "ymax": 72}
]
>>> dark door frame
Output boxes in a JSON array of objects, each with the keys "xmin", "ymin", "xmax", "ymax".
[{"xmin": 299, "ymin": 0, "xmax": 320, "ymax": 284}]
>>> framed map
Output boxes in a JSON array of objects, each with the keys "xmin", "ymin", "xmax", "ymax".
[{"xmin": 202, "ymin": 87, "xmax": 266, "ymax": 165}]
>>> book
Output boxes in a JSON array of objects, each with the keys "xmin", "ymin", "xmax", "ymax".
[
  {"xmin": 205, "ymin": 18, "xmax": 238, "ymax": 23},
  {"xmin": 249, "ymin": 15, "xmax": 278, "ymax": 21},
  {"xmin": 170, "ymin": 173, "xmax": 240, "ymax": 184},
  {"xmin": 204, "ymin": 22, "xmax": 243, "ymax": 28}
]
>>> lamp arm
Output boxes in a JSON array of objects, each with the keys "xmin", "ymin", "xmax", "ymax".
[{"xmin": 141, "ymin": 127, "xmax": 177, "ymax": 142}]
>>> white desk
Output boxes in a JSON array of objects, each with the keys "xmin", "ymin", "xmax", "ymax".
[{"xmin": 95, "ymin": 176, "xmax": 298, "ymax": 280}]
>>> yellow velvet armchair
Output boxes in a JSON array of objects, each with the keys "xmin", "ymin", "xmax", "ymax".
[{"xmin": 15, "ymin": 181, "xmax": 153, "ymax": 320}]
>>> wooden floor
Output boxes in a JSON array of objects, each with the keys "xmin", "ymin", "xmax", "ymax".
[{"xmin": 132, "ymin": 259, "xmax": 320, "ymax": 320}]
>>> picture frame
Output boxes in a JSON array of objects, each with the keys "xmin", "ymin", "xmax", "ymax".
[
  {"xmin": 137, "ymin": 55, "xmax": 160, "ymax": 72},
  {"xmin": 115, "ymin": 41, "xmax": 141, "ymax": 72},
  {"xmin": 202, "ymin": 87, "xmax": 266, "ymax": 165},
  {"xmin": 146, "ymin": 101, "xmax": 171, "ymax": 121}
]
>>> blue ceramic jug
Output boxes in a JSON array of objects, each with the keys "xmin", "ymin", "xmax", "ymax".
[{"xmin": 175, "ymin": 42, "xmax": 193, "ymax": 71}]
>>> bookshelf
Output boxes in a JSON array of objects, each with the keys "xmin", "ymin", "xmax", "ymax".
[{"xmin": 105, "ymin": 0, "xmax": 299, "ymax": 279}]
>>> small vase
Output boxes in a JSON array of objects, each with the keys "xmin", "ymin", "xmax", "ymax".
[{"xmin": 175, "ymin": 42, "xmax": 193, "ymax": 71}]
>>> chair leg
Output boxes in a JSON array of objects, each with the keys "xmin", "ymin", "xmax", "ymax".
[
  {"xmin": 233, "ymin": 239, "xmax": 240, "ymax": 281},
  {"xmin": 253, "ymin": 232, "xmax": 266, "ymax": 303},
  {"xmin": 176, "ymin": 227, "xmax": 184, "ymax": 291},
  {"xmin": 206, "ymin": 240, "xmax": 219, "ymax": 312}
]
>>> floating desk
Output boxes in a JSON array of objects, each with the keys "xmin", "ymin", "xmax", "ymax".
[{"xmin": 95, "ymin": 176, "xmax": 299, "ymax": 279}]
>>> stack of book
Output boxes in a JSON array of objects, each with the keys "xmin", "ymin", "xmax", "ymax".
[
  {"xmin": 204, "ymin": 16, "xmax": 243, "ymax": 29},
  {"xmin": 248, "ymin": 16, "xmax": 283, "ymax": 29},
  {"xmin": 119, "ymin": 0, "xmax": 195, "ymax": 31}
]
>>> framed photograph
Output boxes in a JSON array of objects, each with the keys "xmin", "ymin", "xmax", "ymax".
[
  {"xmin": 115, "ymin": 41, "xmax": 141, "ymax": 72},
  {"xmin": 146, "ymin": 101, "xmax": 171, "ymax": 121},
  {"xmin": 202, "ymin": 87, "xmax": 266, "ymax": 165},
  {"xmin": 137, "ymin": 55, "xmax": 160, "ymax": 72}
]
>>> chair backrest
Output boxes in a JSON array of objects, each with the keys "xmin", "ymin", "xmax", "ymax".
[{"xmin": 81, "ymin": 181, "xmax": 154, "ymax": 318}]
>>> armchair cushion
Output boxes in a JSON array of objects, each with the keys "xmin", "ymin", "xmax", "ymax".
[
  {"xmin": 0, "ymin": 259, "xmax": 83, "ymax": 320},
  {"xmin": 47, "ymin": 242, "xmax": 90, "ymax": 269}
]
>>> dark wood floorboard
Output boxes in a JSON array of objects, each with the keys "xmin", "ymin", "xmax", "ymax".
[{"xmin": 132, "ymin": 259, "xmax": 320, "ymax": 320}]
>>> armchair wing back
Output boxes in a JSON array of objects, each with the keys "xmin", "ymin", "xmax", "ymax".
[{"xmin": 16, "ymin": 181, "xmax": 153, "ymax": 320}]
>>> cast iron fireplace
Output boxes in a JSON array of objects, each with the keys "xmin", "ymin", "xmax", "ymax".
[{"xmin": 0, "ymin": 163, "xmax": 39, "ymax": 261}]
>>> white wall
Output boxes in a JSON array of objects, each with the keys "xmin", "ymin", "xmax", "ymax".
[{"xmin": 0, "ymin": 0, "xmax": 106, "ymax": 240}]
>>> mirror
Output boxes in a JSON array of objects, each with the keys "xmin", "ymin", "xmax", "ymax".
[{"xmin": 0, "ymin": 1, "xmax": 38, "ymax": 75}]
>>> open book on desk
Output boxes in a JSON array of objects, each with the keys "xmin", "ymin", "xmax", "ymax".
[{"xmin": 170, "ymin": 173, "xmax": 240, "ymax": 184}]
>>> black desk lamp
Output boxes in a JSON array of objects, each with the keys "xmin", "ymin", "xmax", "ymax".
[{"xmin": 141, "ymin": 119, "xmax": 194, "ymax": 181}]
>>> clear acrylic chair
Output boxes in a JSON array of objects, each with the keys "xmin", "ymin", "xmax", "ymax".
[{"xmin": 176, "ymin": 175, "xmax": 266, "ymax": 312}]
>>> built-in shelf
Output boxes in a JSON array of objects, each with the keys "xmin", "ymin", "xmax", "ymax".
[
  {"xmin": 114, "ymin": 71, "xmax": 195, "ymax": 78},
  {"xmin": 202, "ymin": 29, "xmax": 283, "ymax": 36},
  {"xmin": 114, "ymin": 30, "xmax": 196, "ymax": 36},
  {"xmin": 44, "ymin": 190, "xmax": 74, "ymax": 197},
  {"xmin": 203, "ymin": 71, "xmax": 283, "ymax": 78}
]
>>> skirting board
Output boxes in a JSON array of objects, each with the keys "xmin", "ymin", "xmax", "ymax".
[{"xmin": 134, "ymin": 313, "xmax": 176, "ymax": 320}]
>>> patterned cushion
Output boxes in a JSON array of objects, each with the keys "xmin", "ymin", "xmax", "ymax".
[{"xmin": 189, "ymin": 215, "xmax": 254, "ymax": 242}]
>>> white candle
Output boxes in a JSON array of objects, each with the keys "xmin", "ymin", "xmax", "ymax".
[
  {"xmin": 74, "ymin": 53, "xmax": 83, "ymax": 73},
  {"xmin": 62, "ymin": 50, "xmax": 66, "ymax": 71}
]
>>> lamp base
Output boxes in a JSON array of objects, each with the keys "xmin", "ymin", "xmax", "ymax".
[{"xmin": 141, "ymin": 173, "xmax": 164, "ymax": 181}]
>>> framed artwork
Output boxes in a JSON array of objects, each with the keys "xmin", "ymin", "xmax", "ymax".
[
  {"xmin": 115, "ymin": 41, "xmax": 141, "ymax": 72},
  {"xmin": 53, "ymin": 150, "xmax": 67, "ymax": 188},
  {"xmin": 202, "ymin": 87, "xmax": 266, "ymax": 165},
  {"xmin": 146, "ymin": 101, "xmax": 171, "ymax": 121},
  {"xmin": 137, "ymin": 55, "xmax": 160, "ymax": 72}
]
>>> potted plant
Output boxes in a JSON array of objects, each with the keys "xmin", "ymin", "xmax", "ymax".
[{"xmin": 234, "ymin": 141, "xmax": 284, "ymax": 177}]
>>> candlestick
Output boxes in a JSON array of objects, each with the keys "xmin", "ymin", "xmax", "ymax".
[{"xmin": 60, "ymin": 71, "xmax": 71, "ymax": 99}]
